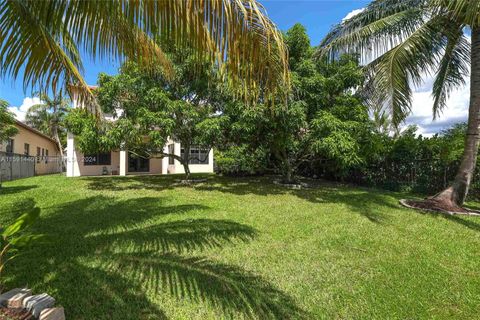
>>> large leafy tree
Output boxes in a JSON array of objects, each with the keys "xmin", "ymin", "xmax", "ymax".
[
  {"xmin": 68, "ymin": 50, "xmax": 224, "ymax": 180},
  {"xmin": 217, "ymin": 24, "xmax": 372, "ymax": 183},
  {"xmin": 320, "ymin": 0, "xmax": 480, "ymax": 210},
  {"xmin": 25, "ymin": 93, "xmax": 70, "ymax": 158},
  {"xmin": 0, "ymin": 0, "xmax": 289, "ymax": 107},
  {"xmin": 101, "ymin": 56, "xmax": 222, "ymax": 180},
  {"xmin": 0, "ymin": 99, "xmax": 18, "ymax": 142}
]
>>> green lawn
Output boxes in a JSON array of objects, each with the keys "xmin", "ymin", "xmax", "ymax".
[{"xmin": 0, "ymin": 174, "xmax": 479, "ymax": 319}]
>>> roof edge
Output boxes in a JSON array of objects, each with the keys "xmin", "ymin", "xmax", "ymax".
[{"xmin": 14, "ymin": 120, "xmax": 59, "ymax": 148}]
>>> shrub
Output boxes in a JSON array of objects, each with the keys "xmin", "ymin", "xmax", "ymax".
[{"xmin": 215, "ymin": 146, "xmax": 268, "ymax": 176}]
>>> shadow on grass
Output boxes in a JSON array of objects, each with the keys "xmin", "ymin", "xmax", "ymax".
[
  {"xmin": 85, "ymin": 175, "xmax": 396, "ymax": 223},
  {"xmin": 6, "ymin": 196, "xmax": 308, "ymax": 319},
  {"xmin": 0, "ymin": 185, "xmax": 37, "ymax": 195},
  {"xmin": 419, "ymin": 211, "xmax": 480, "ymax": 232},
  {"xmin": 84, "ymin": 174, "xmax": 205, "ymax": 192}
]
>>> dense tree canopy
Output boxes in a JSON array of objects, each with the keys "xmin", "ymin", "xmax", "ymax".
[
  {"xmin": 215, "ymin": 24, "xmax": 373, "ymax": 182},
  {"xmin": 67, "ymin": 48, "xmax": 224, "ymax": 179}
]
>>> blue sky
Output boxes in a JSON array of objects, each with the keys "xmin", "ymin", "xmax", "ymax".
[{"xmin": 0, "ymin": 0, "xmax": 470, "ymax": 136}]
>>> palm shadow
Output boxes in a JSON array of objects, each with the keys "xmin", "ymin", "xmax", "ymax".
[
  {"xmin": 6, "ymin": 196, "xmax": 307, "ymax": 319},
  {"xmin": 0, "ymin": 185, "xmax": 37, "ymax": 195}
]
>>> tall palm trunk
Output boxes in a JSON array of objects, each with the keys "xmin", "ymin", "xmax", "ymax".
[{"xmin": 433, "ymin": 26, "xmax": 480, "ymax": 206}]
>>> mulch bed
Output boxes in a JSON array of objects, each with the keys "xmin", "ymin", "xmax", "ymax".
[
  {"xmin": 400, "ymin": 199, "xmax": 480, "ymax": 216},
  {"xmin": 0, "ymin": 307, "xmax": 33, "ymax": 320}
]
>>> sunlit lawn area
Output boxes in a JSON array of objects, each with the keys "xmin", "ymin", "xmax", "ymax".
[{"xmin": 0, "ymin": 174, "xmax": 479, "ymax": 319}]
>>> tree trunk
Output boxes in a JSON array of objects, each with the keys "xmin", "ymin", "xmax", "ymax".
[
  {"xmin": 432, "ymin": 26, "xmax": 480, "ymax": 207},
  {"xmin": 284, "ymin": 160, "xmax": 293, "ymax": 183},
  {"xmin": 280, "ymin": 149, "xmax": 294, "ymax": 184},
  {"xmin": 52, "ymin": 124, "xmax": 65, "ymax": 167},
  {"xmin": 182, "ymin": 144, "xmax": 191, "ymax": 180}
]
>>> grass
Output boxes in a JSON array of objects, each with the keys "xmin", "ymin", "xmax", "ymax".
[{"xmin": 0, "ymin": 174, "xmax": 479, "ymax": 319}]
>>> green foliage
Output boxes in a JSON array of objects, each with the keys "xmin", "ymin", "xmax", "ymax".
[
  {"xmin": 65, "ymin": 109, "xmax": 114, "ymax": 154},
  {"xmin": 215, "ymin": 145, "xmax": 268, "ymax": 176},
  {"xmin": 310, "ymin": 110, "xmax": 363, "ymax": 168},
  {"xmin": 80, "ymin": 50, "xmax": 225, "ymax": 178},
  {"xmin": 97, "ymin": 59, "xmax": 219, "ymax": 150},
  {"xmin": 284, "ymin": 23, "xmax": 312, "ymax": 69},
  {"xmin": 323, "ymin": 123, "xmax": 480, "ymax": 199},
  {"xmin": 0, "ymin": 99, "xmax": 18, "ymax": 142},
  {"xmin": 216, "ymin": 24, "xmax": 371, "ymax": 182},
  {"xmin": 0, "ymin": 207, "xmax": 42, "ymax": 290}
]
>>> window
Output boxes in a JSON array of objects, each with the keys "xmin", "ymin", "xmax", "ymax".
[
  {"xmin": 180, "ymin": 146, "xmax": 209, "ymax": 164},
  {"xmin": 37, "ymin": 147, "xmax": 41, "ymax": 163},
  {"xmin": 45, "ymin": 149, "xmax": 49, "ymax": 164},
  {"xmin": 5, "ymin": 139, "xmax": 14, "ymax": 154},
  {"xmin": 168, "ymin": 144, "xmax": 175, "ymax": 165},
  {"xmin": 24, "ymin": 143, "xmax": 30, "ymax": 156},
  {"xmin": 84, "ymin": 152, "xmax": 111, "ymax": 166}
]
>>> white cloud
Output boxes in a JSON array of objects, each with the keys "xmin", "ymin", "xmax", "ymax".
[
  {"xmin": 342, "ymin": 8, "xmax": 365, "ymax": 22},
  {"xmin": 404, "ymin": 75, "xmax": 470, "ymax": 137},
  {"xmin": 7, "ymin": 97, "xmax": 42, "ymax": 121}
]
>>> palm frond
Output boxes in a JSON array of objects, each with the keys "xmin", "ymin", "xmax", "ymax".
[
  {"xmin": 431, "ymin": 0, "xmax": 480, "ymax": 27},
  {"xmin": 1, "ymin": 0, "xmax": 289, "ymax": 109},
  {"xmin": 320, "ymin": 8, "xmax": 425, "ymax": 62},
  {"xmin": 366, "ymin": 17, "xmax": 447, "ymax": 126},
  {"xmin": 320, "ymin": 0, "xmax": 427, "ymax": 55},
  {"xmin": 0, "ymin": 1, "xmax": 88, "ymax": 96},
  {"xmin": 432, "ymin": 26, "xmax": 470, "ymax": 118}
]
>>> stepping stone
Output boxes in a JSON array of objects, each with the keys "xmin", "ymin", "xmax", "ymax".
[
  {"xmin": 0, "ymin": 288, "xmax": 32, "ymax": 307},
  {"xmin": 23, "ymin": 293, "xmax": 55, "ymax": 318},
  {"xmin": 40, "ymin": 307, "xmax": 65, "ymax": 320}
]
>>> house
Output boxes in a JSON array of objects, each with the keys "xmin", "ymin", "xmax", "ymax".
[
  {"xmin": 0, "ymin": 120, "xmax": 62, "ymax": 181},
  {"xmin": 65, "ymin": 86, "xmax": 214, "ymax": 177}
]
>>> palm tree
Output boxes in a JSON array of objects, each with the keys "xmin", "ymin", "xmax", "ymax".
[
  {"xmin": 0, "ymin": 0, "xmax": 289, "ymax": 108},
  {"xmin": 319, "ymin": 0, "xmax": 480, "ymax": 211},
  {"xmin": 0, "ymin": 99, "xmax": 18, "ymax": 142},
  {"xmin": 25, "ymin": 93, "xmax": 70, "ymax": 159}
]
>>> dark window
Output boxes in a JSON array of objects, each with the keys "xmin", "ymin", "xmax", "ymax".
[
  {"xmin": 6, "ymin": 139, "xmax": 14, "ymax": 154},
  {"xmin": 168, "ymin": 144, "xmax": 175, "ymax": 165},
  {"xmin": 24, "ymin": 143, "xmax": 30, "ymax": 156},
  {"xmin": 37, "ymin": 147, "xmax": 41, "ymax": 163},
  {"xmin": 45, "ymin": 149, "xmax": 49, "ymax": 163},
  {"xmin": 98, "ymin": 153, "xmax": 111, "ymax": 165},
  {"xmin": 128, "ymin": 154, "xmax": 150, "ymax": 172},
  {"xmin": 84, "ymin": 152, "xmax": 111, "ymax": 166},
  {"xmin": 181, "ymin": 146, "xmax": 209, "ymax": 164}
]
